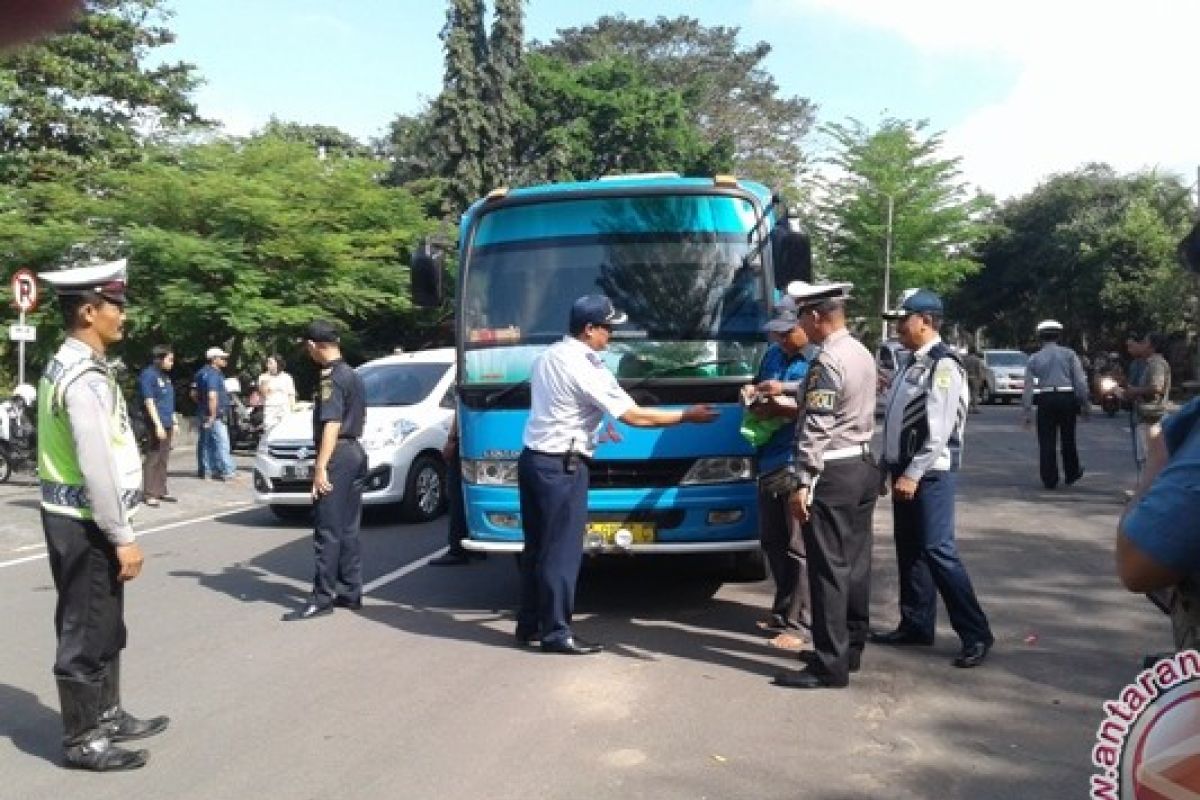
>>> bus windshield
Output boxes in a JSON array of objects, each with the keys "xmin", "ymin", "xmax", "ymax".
[{"xmin": 460, "ymin": 193, "xmax": 769, "ymax": 384}]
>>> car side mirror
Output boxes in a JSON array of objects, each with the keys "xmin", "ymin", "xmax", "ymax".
[
  {"xmin": 411, "ymin": 239, "xmax": 444, "ymax": 308},
  {"xmin": 772, "ymin": 225, "xmax": 812, "ymax": 291}
]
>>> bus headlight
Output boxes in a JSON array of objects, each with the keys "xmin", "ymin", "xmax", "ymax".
[
  {"xmin": 462, "ymin": 458, "xmax": 519, "ymax": 486},
  {"xmin": 680, "ymin": 457, "xmax": 754, "ymax": 485}
]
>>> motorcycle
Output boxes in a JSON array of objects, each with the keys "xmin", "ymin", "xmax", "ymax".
[
  {"xmin": 1097, "ymin": 373, "xmax": 1123, "ymax": 417},
  {"xmin": 225, "ymin": 376, "xmax": 264, "ymax": 453},
  {"xmin": 0, "ymin": 394, "xmax": 37, "ymax": 482}
]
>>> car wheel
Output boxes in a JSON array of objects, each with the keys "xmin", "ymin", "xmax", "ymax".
[
  {"xmin": 401, "ymin": 454, "xmax": 445, "ymax": 523},
  {"xmin": 269, "ymin": 504, "xmax": 311, "ymax": 522}
]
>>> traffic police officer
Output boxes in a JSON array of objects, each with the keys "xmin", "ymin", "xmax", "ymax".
[
  {"xmin": 518, "ymin": 295, "xmax": 717, "ymax": 654},
  {"xmin": 1022, "ymin": 319, "xmax": 1089, "ymax": 489},
  {"xmin": 774, "ymin": 281, "xmax": 878, "ymax": 689},
  {"xmin": 38, "ymin": 260, "xmax": 168, "ymax": 771},
  {"xmin": 288, "ymin": 319, "xmax": 367, "ymax": 620},
  {"xmin": 872, "ymin": 289, "xmax": 993, "ymax": 668}
]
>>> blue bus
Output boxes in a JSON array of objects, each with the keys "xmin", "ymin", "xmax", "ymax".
[{"xmin": 412, "ymin": 174, "xmax": 809, "ymax": 579}]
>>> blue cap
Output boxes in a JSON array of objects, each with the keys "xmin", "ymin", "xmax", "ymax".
[
  {"xmin": 763, "ymin": 309, "xmax": 800, "ymax": 333},
  {"xmin": 887, "ymin": 288, "xmax": 943, "ymax": 319},
  {"xmin": 569, "ymin": 295, "xmax": 627, "ymax": 331}
]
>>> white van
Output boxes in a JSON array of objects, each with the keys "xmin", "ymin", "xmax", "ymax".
[{"xmin": 252, "ymin": 348, "xmax": 456, "ymax": 522}]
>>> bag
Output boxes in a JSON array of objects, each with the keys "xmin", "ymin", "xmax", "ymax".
[
  {"xmin": 758, "ymin": 465, "xmax": 801, "ymax": 498},
  {"xmin": 739, "ymin": 411, "xmax": 785, "ymax": 447}
]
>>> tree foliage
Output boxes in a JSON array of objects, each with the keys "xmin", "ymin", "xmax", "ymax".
[
  {"xmin": 0, "ymin": 0, "xmax": 204, "ymax": 183},
  {"xmin": 534, "ymin": 15, "xmax": 815, "ymax": 192},
  {"xmin": 953, "ymin": 165, "xmax": 1196, "ymax": 351},
  {"xmin": 815, "ymin": 118, "xmax": 991, "ymax": 331},
  {"xmin": 0, "ymin": 136, "xmax": 439, "ymax": 377}
]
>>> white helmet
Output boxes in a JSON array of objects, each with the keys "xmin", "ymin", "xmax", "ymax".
[
  {"xmin": 13, "ymin": 384, "xmax": 35, "ymax": 405},
  {"xmin": 1036, "ymin": 319, "xmax": 1063, "ymax": 334}
]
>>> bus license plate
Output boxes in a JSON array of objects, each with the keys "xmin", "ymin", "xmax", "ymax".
[
  {"xmin": 284, "ymin": 465, "xmax": 313, "ymax": 480},
  {"xmin": 584, "ymin": 522, "xmax": 655, "ymax": 545}
]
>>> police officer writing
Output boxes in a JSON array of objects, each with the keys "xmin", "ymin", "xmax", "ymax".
[
  {"xmin": 872, "ymin": 289, "xmax": 993, "ymax": 668},
  {"xmin": 38, "ymin": 260, "xmax": 168, "ymax": 771},
  {"xmin": 517, "ymin": 295, "xmax": 717, "ymax": 655},
  {"xmin": 774, "ymin": 281, "xmax": 878, "ymax": 690},
  {"xmin": 1021, "ymin": 319, "xmax": 1090, "ymax": 489},
  {"xmin": 286, "ymin": 320, "xmax": 368, "ymax": 621}
]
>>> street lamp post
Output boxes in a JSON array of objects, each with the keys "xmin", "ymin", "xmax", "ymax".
[{"xmin": 881, "ymin": 194, "xmax": 894, "ymax": 341}]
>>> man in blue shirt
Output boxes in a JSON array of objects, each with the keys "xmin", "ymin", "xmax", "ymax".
[
  {"xmin": 743, "ymin": 299, "xmax": 812, "ymax": 650},
  {"xmin": 194, "ymin": 347, "xmax": 236, "ymax": 481},
  {"xmin": 137, "ymin": 345, "xmax": 176, "ymax": 506}
]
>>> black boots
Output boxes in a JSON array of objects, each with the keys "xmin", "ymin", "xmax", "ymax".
[
  {"xmin": 56, "ymin": 677, "xmax": 148, "ymax": 771},
  {"xmin": 55, "ymin": 657, "xmax": 169, "ymax": 772}
]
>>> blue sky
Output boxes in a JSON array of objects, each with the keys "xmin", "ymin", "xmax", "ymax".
[{"xmin": 156, "ymin": 1, "xmax": 1196, "ymax": 200}]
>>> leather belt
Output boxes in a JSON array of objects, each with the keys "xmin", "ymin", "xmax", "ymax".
[{"xmin": 825, "ymin": 443, "xmax": 871, "ymax": 461}]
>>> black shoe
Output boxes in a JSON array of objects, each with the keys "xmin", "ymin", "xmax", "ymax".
[
  {"xmin": 159, "ymin": 494, "xmax": 179, "ymax": 503},
  {"xmin": 515, "ymin": 628, "xmax": 540, "ymax": 647},
  {"xmin": 429, "ymin": 552, "xmax": 471, "ymax": 566},
  {"xmin": 100, "ymin": 708, "xmax": 169, "ymax": 743},
  {"xmin": 799, "ymin": 650, "xmax": 861, "ymax": 673},
  {"xmin": 541, "ymin": 636, "xmax": 602, "ymax": 655},
  {"xmin": 869, "ymin": 628, "xmax": 934, "ymax": 646},
  {"xmin": 284, "ymin": 603, "xmax": 334, "ymax": 621},
  {"xmin": 1066, "ymin": 469, "xmax": 1085, "ymax": 486},
  {"xmin": 333, "ymin": 597, "xmax": 363, "ymax": 610},
  {"xmin": 953, "ymin": 641, "xmax": 992, "ymax": 668},
  {"xmin": 64, "ymin": 738, "xmax": 149, "ymax": 771},
  {"xmin": 773, "ymin": 668, "xmax": 848, "ymax": 689}
]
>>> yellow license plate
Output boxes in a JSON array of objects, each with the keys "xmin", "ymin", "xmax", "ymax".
[{"xmin": 585, "ymin": 521, "xmax": 655, "ymax": 544}]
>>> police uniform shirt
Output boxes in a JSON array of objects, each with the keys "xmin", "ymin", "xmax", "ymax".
[
  {"xmin": 881, "ymin": 336, "xmax": 969, "ymax": 479},
  {"xmin": 313, "ymin": 360, "xmax": 366, "ymax": 440},
  {"xmin": 523, "ymin": 336, "xmax": 636, "ymax": 457},
  {"xmin": 59, "ymin": 338, "xmax": 140, "ymax": 545},
  {"xmin": 1021, "ymin": 342, "xmax": 1089, "ymax": 413},
  {"xmin": 794, "ymin": 328, "xmax": 876, "ymax": 483}
]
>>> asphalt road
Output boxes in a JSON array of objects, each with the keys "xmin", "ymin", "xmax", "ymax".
[{"xmin": 0, "ymin": 408, "xmax": 1167, "ymax": 799}]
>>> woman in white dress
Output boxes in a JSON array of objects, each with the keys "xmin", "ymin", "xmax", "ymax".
[{"xmin": 258, "ymin": 354, "xmax": 296, "ymax": 431}]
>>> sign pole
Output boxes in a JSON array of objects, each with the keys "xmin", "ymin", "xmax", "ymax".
[{"xmin": 17, "ymin": 309, "xmax": 24, "ymax": 386}]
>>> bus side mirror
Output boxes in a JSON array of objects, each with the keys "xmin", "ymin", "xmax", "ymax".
[
  {"xmin": 411, "ymin": 240, "xmax": 444, "ymax": 308},
  {"xmin": 772, "ymin": 226, "xmax": 812, "ymax": 290}
]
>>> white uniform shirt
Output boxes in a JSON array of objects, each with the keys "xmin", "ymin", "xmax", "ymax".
[{"xmin": 523, "ymin": 336, "xmax": 636, "ymax": 457}]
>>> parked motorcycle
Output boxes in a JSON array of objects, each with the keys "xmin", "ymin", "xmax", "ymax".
[
  {"xmin": 0, "ymin": 386, "xmax": 37, "ymax": 482},
  {"xmin": 225, "ymin": 376, "xmax": 264, "ymax": 453}
]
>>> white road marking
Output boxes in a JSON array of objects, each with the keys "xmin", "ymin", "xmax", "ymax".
[
  {"xmin": 362, "ymin": 546, "xmax": 448, "ymax": 594},
  {"xmin": 0, "ymin": 503, "xmax": 255, "ymax": 570}
]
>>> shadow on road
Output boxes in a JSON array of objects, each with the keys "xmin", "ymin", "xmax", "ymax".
[{"xmin": 0, "ymin": 683, "xmax": 60, "ymax": 766}]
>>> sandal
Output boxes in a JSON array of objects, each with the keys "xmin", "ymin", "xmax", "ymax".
[
  {"xmin": 144, "ymin": 497, "xmax": 160, "ymax": 507},
  {"xmin": 755, "ymin": 616, "xmax": 788, "ymax": 633}
]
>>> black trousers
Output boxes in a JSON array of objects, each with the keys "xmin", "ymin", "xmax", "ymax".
[
  {"xmin": 803, "ymin": 457, "xmax": 878, "ymax": 685},
  {"xmin": 758, "ymin": 482, "xmax": 810, "ymax": 631},
  {"xmin": 42, "ymin": 511, "xmax": 125, "ymax": 681},
  {"xmin": 312, "ymin": 440, "xmax": 367, "ymax": 605},
  {"xmin": 1035, "ymin": 393, "xmax": 1081, "ymax": 488},
  {"xmin": 516, "ymin": 448, "xmax": 588, "ymax": 645},
  {"xmin": 445, "ymin": 447, "xmax": 468, "ymax": 555}
]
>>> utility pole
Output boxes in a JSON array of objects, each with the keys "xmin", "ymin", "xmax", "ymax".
[{"xmin": 881, "ymin": 194, "xmax": 894, "ymax": 342}]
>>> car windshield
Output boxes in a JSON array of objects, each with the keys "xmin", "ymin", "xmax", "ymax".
[
  {"xmin": 986, "ymin": 351, "xmax": 1028, "ymax": 368},
  {"xmin": 357, "ymin": 363, "xmax": 450, "ymax": 407},
  {"xmin": 459, "ymin": 193, "xmax": 769, "ymax": 384}
]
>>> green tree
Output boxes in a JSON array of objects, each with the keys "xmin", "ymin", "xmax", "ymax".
[
  {"xmin": 0, "ymin": 0, "xmax": 205, "ymax": 183},
  {"xmin": 815, "ymin": 118, "xmax": 991, "ymax": 333},
  {"xmin": 953, "ymin": 165, "xmax": 1196, "ymax": 350},
  {"xmin": 427, "ymin": 0, "xmax": 490, "ymax": 215},
  {"xmin": 482, "ymin": 0, "xmax": 524, "ymax": 189},
  {"xmin": 0, "ymin": 136, "xmax": 440, "ymax": 374},
  {"xmin": 535, "ymin": 15, "xmax": 815, "ymax": 192},
  {"xmin": 513, "ymin": 54, "xmax": 731, "ymax": 183}
]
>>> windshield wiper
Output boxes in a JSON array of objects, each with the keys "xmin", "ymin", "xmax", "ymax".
[{"xmin": 624, "ymin": 358, "xmax": 747, "ymax": 391}]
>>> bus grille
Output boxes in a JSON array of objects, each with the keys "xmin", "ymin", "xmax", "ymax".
[{"xmin": 587, "ymin": 458, "xmax": 694, "ymax": 488}]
